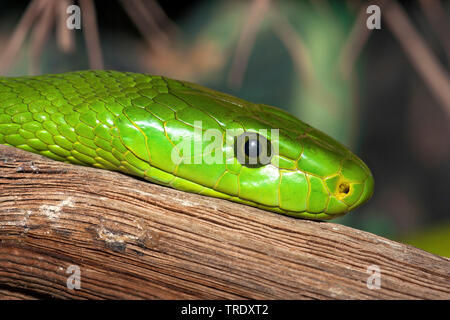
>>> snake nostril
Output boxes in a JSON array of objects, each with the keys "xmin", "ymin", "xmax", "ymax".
[{"xmin": 338, "ymin": 182, "xmax": 350, "ymax": 195}]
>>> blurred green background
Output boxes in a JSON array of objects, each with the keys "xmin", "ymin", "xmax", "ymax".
[{"xmin": 0, "ymin": 0, "xmax": 449, "ymax": 257}]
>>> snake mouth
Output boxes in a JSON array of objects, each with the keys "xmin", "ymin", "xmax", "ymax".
[{"xmin": 354, "ymin": 173, "xmax": 375, "ymax": 209}]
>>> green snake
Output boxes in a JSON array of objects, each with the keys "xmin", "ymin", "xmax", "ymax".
[{"xmin": 0, "ymin": 70, "xmax": 374, "ymax": 220}]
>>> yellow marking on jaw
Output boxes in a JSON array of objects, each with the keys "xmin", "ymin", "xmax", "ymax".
[
  {"xmin": 305, "ymin": 174, "xmax": 312, "ymax": 211},
  {"xmin": 335, "ymin": 179, "xmax": 351, "ymax": 201}
]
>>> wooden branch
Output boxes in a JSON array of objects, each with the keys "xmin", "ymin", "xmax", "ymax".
[{"xmin": 0, "ymin": 144, "xmax": 449, "ymax": 299}]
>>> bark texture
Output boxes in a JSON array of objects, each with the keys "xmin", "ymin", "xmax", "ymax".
[{"xmin": 0, "ymin": 145, "xmax": 449, "ymax": 299}]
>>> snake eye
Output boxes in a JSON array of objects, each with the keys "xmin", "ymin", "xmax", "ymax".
[{"xmin": 235, "ymin": 132, "xmax": 273, "ymax": 167}]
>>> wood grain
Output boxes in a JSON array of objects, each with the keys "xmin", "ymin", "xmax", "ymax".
[{"xmin": 0, "ymin": 144, "xmax": 449, "ymax": 299}]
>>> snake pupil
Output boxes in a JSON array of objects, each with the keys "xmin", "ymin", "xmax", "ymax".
[{"xmin": 244, "ymin": 139, "xmax": 261, "ymax": 158}]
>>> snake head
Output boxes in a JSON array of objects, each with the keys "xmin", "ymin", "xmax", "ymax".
[
  {"xmin": 118, "ymin": 76, "xmax": 374, "ymax": 220},
  {"xmin": 229, "ymin": 103, "xmax": 375, "ymax": 220}
]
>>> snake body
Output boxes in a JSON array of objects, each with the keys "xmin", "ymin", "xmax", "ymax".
[{"xmin": 0, "ymin": 70, "xmax": 373, "ymax": 220}]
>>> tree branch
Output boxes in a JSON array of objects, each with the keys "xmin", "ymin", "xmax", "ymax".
[{"xmin": 0, "ymin": 145, "xmax": 449, "ymax": 299}]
